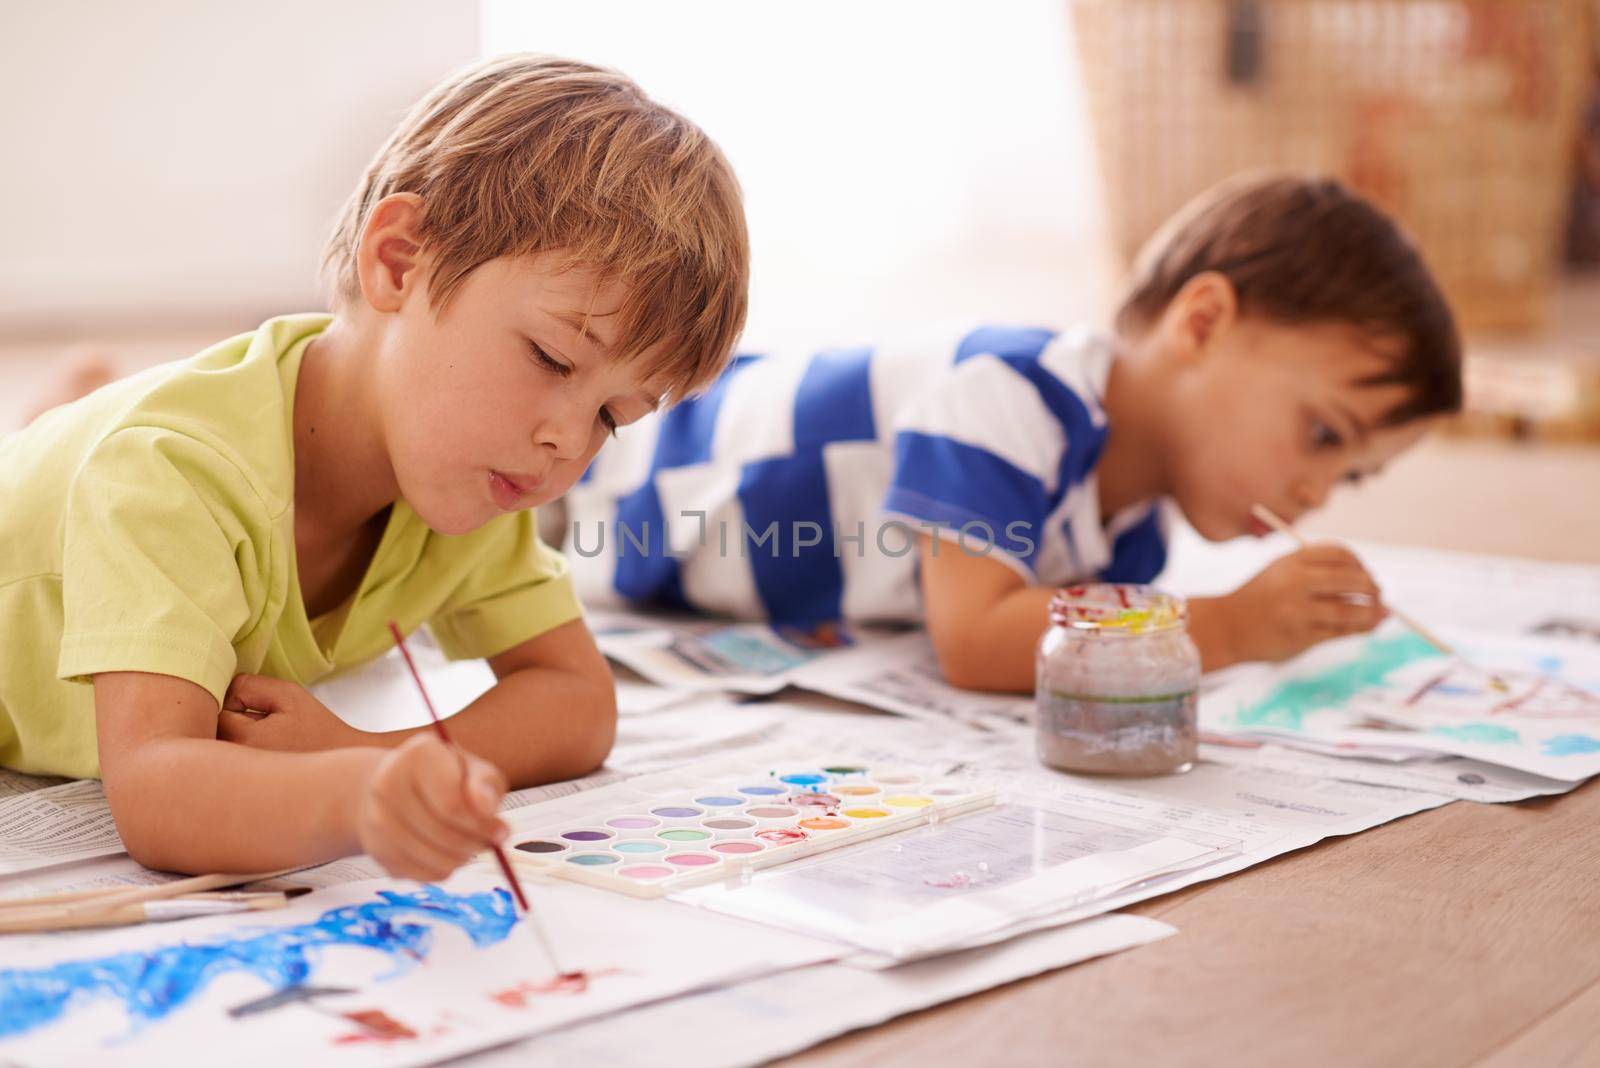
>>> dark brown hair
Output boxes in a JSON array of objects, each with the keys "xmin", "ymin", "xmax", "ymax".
[
  {"xmin": 323, "ymin": 54, "xmax": 749, "ymax": 402},
  {"xmin": 1116, "ymin": 173, "xmax": 1462, "ymax": 424}
]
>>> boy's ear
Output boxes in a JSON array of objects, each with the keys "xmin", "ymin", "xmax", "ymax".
[
  {"xmin": 1163, "ymin": 271, "xmax": 1238, "ymax": 362},
  {"xmin": 356, "ymin": 193, "xmax": 429, "ymax": 314}
]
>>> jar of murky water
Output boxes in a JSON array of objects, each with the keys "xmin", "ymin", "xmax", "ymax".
[{"xmin": 1035, "ymin": 584, "xmax": 1199, "ymax": 775}]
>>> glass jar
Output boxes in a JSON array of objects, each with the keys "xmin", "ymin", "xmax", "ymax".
[{"xmin": 1035, "ymin": 583, "xmax": 1200, "ymax": 775}]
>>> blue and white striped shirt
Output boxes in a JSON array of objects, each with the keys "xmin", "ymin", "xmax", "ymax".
[{"xmin": 560, "ymin": 325, "xmax": 1167, "ymax": 627}]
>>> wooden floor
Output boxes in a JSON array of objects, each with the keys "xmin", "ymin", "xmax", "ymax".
[{"xmin": 788, "ymin": 778, "xmax": 1600, "ymax": 1067}]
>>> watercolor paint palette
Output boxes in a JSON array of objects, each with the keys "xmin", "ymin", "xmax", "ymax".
[{"xmin": 507, "ymin": 762, "xmax": 996, "ymax": 897}]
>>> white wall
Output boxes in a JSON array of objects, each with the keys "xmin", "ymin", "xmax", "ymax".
[
  {"xmin": 1, "ymin": 2, "xmax": 1114, "ymax": 344},
  {"xmin": 0, "ymin": 1, "xmax": 479, "ymax": 333},
  {"xmin": 481, "ymin": 0, "xmax": 1115, "ymax": 350}
]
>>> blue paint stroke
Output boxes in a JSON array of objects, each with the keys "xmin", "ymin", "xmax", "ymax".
[
  {"xmin": 1233, "ymin": 632, "xmax": 1441, "ymax": 732},
  {"xmin": 1429, "ymin": 723, "xmax": 1521, "ymax": 745},
  {"xmin": 1543, "ymin": 734, "xmax": 1600, "ymax": 757},
  {"xmin": 0, "ymin": 885, "xmax": 516, "ymax": 1041}
]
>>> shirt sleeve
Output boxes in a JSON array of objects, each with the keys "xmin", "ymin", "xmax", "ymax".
[
  {"xmin": 427, "ymin": 510, "xmax": 584, "ymax": 661},
  {"xmin": 883, "ymin": 353, "xmax": 1089, "ymax": 579},
  {"xmin": 1102, "ymin": 506, "xmax": 1170, "ymax": 584},
  {"xmin": 57, "ymin": 427, "xmax": 270, "ymax": 703}
]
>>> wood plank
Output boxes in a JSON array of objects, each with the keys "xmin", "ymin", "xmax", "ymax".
[
  {"xmin": 782, "ymin": 780, "xmax": 1600, "ymax": 1067},
  {"xmin": 1474, "ymin": 978, "xmax": 1600, "ymax": 1067}
]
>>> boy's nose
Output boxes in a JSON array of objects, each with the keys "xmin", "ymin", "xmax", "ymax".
[
  {"xmin": 533, "ymin": 415, "xmax": 588, "ymax": 462},
  {"xmin": 1290, "ymin": 471, "xmax": 1335, "ymax": 512}
]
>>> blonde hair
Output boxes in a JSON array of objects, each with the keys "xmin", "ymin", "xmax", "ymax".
[{"xmin": 322, "ymin": 54, "xmax": 748, "ymax": 400}]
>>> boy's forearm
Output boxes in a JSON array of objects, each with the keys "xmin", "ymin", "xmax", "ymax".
[
  {"xmin": 938, "ymin": 589, "xmax": 1243, "ymax": 691},
  {"xmin": 105, "ymin": 740, "xmax": 382, "ymax": 874},
  {"xmin": 935, "ymin": 585, "xmax": 1058, "ymax": 694},
  {"xmin": 366, "ymin": 667, "xmax": 617, "ymax": 789},
  {"xmin": 1186, "ymin": 595, "xmax": 1241, "ymax": 672}
]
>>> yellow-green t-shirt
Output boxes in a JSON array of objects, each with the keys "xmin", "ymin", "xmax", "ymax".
[{"xmin": 0, "ymin": 313, "xmax": 582, "ymax": 779}]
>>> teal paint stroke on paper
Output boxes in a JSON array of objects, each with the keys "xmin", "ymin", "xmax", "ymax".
[
  {"xmin": 1233, "ymin": 632, "xmax": 1442, "ymax": 732},
  {"xmin": 1543, "ymin": 733, "xmax": 1600, "ymax": 757},
  {"xmin": 1429, "ymin": 722, "xmax": 1521, "ymax": 745}
]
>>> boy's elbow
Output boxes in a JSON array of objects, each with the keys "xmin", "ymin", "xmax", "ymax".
[
  {"xmin": 564, "ymin": 678, "xmax": 617, "ymax": 778},
  {"xmin": 930, "ymin": 629, "xmax": 1032, "ymax": 694},
  {"xmin": 579, "ymin": 688, "xmax": 617, "ymax": 774},
  {"xmin": 110, "ymin": 803, "xmax": 201, "ymax": 876},
  {"xmin": 123, "ymin": 837, "xmax": 200, "ymax": 877},
  {"xmin": 931, "ymin": 635, "xmax": 988, "ymax": 692}
]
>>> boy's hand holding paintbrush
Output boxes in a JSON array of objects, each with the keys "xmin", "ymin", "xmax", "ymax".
[
  {"xmin": 355, "ymin": 733, "xmax": 510, "ymax": 883},
  {"xmin": 1190, "ymin": 540, "xmax": 1389, "ymax": 666}
]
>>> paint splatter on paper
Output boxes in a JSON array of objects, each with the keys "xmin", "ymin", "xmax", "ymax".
[
  {"xmin": 488, "ymin": 968, "xmax": 622, "ymax": 1007},
  {"xmin": 1543, "ymin": 733, "xmax": 1600, "ymax": 756},
  {"xmin": 1429, "ymin": 723, "xmax": 1522, "ymax": 745},
  {"xmin": 1208, "ymin": 626, "xmax": 1600, "ymax": 778},
  {"xmin": 0, "ymin": 886, "xmax": 516, "ymax": 1039},
  {"xmin": 333, "ymin": 1009, "xmax": 419, "ymax": 1045},
  {"xmin": 1233, "ymin": 633, "xmax": 1441, "ymax": 731}
]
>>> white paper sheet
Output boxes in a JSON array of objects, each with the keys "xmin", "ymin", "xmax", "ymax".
[
  {"xmin": 1160, "ymin": 524, "xmax": 1600, "ymax": 636},
  {"xmin": 1198, "ymin": 740, "xmax": 1579, "ymax": 803},
  {"xmin": 592, "ymin": 608, "xmax": 1032, "ymax": 728},
  {"xmin": 788, "ymin": 629, "xmax": 1032, "ymax": 729},
  {"xmin": 0, "ymin": 780, "xmax": 125, "ymax": 875},
  {"xmin": 0, "ymin": 871, "xmax": 841, "ymax": 1067},
  {"xmin": 0, "ymin": 767, "xmax": 69, "ymax": 800},
  {"xmin": 466, "ymin": 912, "xmax": 1177, "ymax": 1068},
  {"xmin": 674, "ymin": 797, "xmax": 1217, "ymax": 959},
  {"xmin": 591, "ymin": 611, "xmax": 822, "ymax": 694},
  {"xmin": 1203, "ymin": 625, "xmax": 1600, "ymax": 779}
]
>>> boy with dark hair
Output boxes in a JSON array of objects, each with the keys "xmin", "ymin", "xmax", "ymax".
[{"xmin": 559, "ymin": 173, "xmax": 1462, "ymax": 692}]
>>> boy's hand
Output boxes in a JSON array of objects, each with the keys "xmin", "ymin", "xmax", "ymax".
[
  {"xmin": 1220, "ymin": 545, "xmax": 1388, "ymax": 663},
  {"xmin": 218, "ymin": 674, "xmax": 365, "ymax": 752},
  {"xmin": 356, "ymin": 735, "xmax": 509, "ymax": 881}
]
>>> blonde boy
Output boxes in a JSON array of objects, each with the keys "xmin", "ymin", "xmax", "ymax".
[{"xmin": 0, "ymin": 55, "xmax": 748, "ymax": 878}]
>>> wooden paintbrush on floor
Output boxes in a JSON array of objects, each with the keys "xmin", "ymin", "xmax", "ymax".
[{"xmin": 0, "ymin": 868, "xmax": 304, "ymax": 933}]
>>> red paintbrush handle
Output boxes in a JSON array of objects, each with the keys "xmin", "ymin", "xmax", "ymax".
[{"xmin": 387, "ymin": 621, "xmax": 532, "ymax": 914}]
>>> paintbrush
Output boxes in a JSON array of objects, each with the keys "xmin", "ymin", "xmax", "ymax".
[
  {"xmin": 386, "ymin": 621, "xmax": 569, "ymax": 978},
  {"xmin": 1249, "ymin": 504, "xmax": 1509, "ymax": 690},
  {"xmin": 0, "ymin": 866, "xmax": 302, "ymax": 917},
  {"xmin": 0, "ymin": 890, "xmax": 297, "ymax": 935}
]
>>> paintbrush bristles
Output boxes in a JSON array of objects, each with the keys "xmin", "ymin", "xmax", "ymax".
[{"xmin": 1251, "ymin": 503, "xmax": 1302, "ymax": 544}]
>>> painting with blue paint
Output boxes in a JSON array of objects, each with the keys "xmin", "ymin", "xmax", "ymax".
[
  {"xmin": 0, "ymin": 868, "xmax": 840, "ymax": 1068},
  {"xmin": 0, "ymin": 884, "xmax": 517, "ymax": 1043},
  {"xmin": 1203, "ymin": 625, "xmax": 1600, "ymax": 780}
]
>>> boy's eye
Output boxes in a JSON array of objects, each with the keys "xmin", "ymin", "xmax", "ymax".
[
  {"xmin": 1343, "ymin": 470, "xmax": 1366, "ymax": 485},
  {"xmin": 528, "ymin": 341, "xmax": 570, "ymax": 377},
  {"xmin": 598, "ymin": 408, "xmax": 619, "ymax": 437},
  {"xmin": 1309, "ymin": 419, "xmax": 1344, "ymax": 450}
]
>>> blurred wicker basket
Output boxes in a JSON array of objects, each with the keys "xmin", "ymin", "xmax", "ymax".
[{"xmin": 1072, "ymin": 0, "xmax": 1594, "ymax": 334}]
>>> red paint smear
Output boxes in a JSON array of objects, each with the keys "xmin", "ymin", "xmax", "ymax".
[
  {"xmin": 334, "ymin": 1010, "xmax": 418, "ymax": 1045},
  {"xmin": 924, "ymin": 872, "xmax": 973, "ymax": 889},
  {"xmin": 1405, "ymin": 668, "xmax": 1452, "ymax": 706},
  {"xmin": 755, "ymin": 828, "xmax": 809, "ymax": 845},
  {"xmin": 489, "ymin": 968, "xmax": 623, "ymax": 1008},
  {"xmin": 1491, "ymin": 674, "xmax": 1544, "ymax": 714}
]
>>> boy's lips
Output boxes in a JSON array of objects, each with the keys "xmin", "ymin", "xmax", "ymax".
[{"xmin": 488, "ymin": 469, "xmax": 543, "ymax": 509}]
